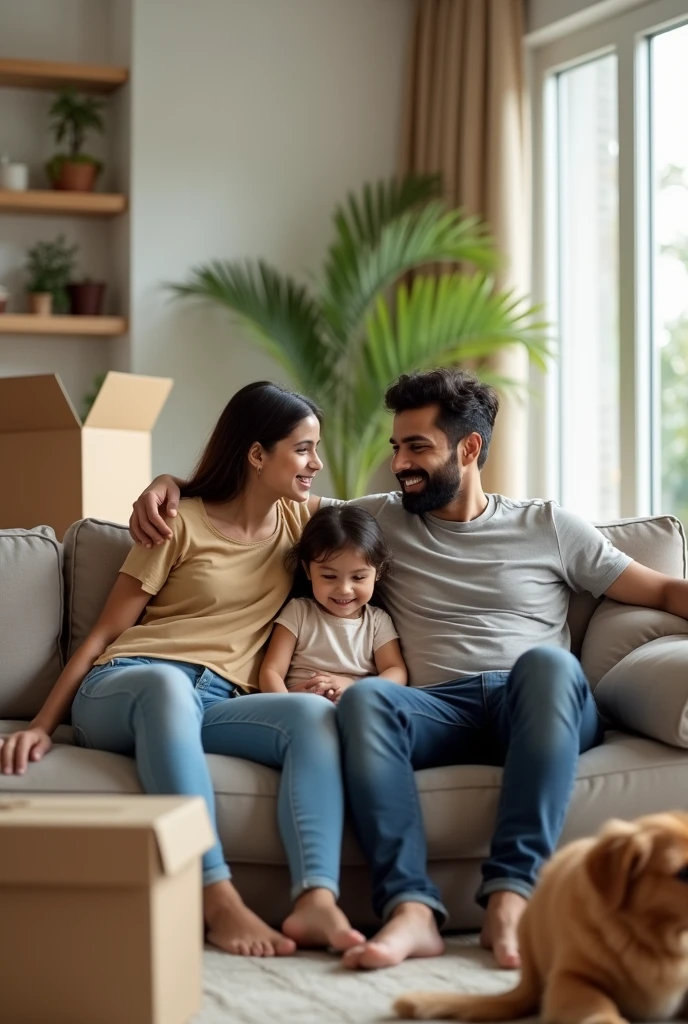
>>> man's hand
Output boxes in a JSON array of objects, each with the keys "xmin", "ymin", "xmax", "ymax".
[
  {"xmin": 129, "ymin": 475, "xmax": 181, "ymax": 547},
  {"xmin": 300, "ymin": 673, "xmax": 357, "ymax": 704}
]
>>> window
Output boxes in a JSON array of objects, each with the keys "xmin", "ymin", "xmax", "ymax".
[
  {"xmin": 650, "ymin": 23, "xmax": 688, "ymax": 526},
  {"xmin": 530, "ymin": 0, "xmax": 688, "ymax": 527}
]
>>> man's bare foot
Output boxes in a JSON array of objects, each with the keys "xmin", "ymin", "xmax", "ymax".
[
  {"xmin": 204, "ymin": 880, "xmax": 296, "ymax": 956},
  {"xmin": 479, "ymin": 890, "xmax": 526, "ymax": 969},
  {"xmin": 282, "ymin": 888, "xmax": 365, "ymax": 951},
  {"xmin": 342, "ymin": 902, "xmax": 444, "ymax": 970}
]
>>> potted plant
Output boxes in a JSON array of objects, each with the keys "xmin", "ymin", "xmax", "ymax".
[
  {"xmin": 26, "ymin": 235, "xmax": 78, "ymax": 315},
  {"xmin": 45, "ymin": 88, "xmax": 104, "ymax": 192},
  {"xmin": 67, "ymin": 276, "xmax": 107, "ymax": 316}
]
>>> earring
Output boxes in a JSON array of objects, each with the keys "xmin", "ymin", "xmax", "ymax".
[{"xmin": 256, "ymin": 466, "xmax": 262, "ymax": 476}]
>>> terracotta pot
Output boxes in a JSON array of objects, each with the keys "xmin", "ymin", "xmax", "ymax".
[
  {"xmin": 54, "ymin": 161, "xmax": 98, "ymax": 192},
  {"xmin": 68, "ymin": 282, "xmax": 106, "ymax": 316},
  {"xmin": 28, "ymin": 292, "xmax": 53, "ymax": 316}
]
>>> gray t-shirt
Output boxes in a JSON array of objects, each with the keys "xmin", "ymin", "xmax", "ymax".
[{"xmin": 321, "ymin": 492, "xmax": 631, "ymax": 686}]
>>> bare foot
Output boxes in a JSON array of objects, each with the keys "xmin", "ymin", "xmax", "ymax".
[
  {"xmin": 342, "ymin": 902, "xmax": 444, "ymax": 970},
  {"xmin": 204, "ymin": 880, "xmax": 296, "ymax": 957},
  {"xmin": 479, "ymin": 890, "xmax": 526, "ymax": 969},
  {"xmin": 282, "ymin": 888, "xmax": 365, "ymax": 951}
]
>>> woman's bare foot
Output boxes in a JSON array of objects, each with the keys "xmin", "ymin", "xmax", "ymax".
[
  {"xmin": 342, "ymin": 902, "xmax": 444, "ymax": 970},
  {"xmin": 479, "ymin": 890, "xmax": 526, "ymax": 969},
  {"xmin": 282, "ymin": 888, "xmax": 365, "ymax": 951},
  {"xmin": 204, "ymin": 880, "xmax": 296, "ymax": 957}
]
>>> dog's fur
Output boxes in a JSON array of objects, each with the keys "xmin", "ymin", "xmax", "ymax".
[{"xmin": 395, "ymin": 813, "xmax": 688, "ymax": 1024}]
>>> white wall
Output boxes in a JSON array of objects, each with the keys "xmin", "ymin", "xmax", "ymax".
[
  {"xmin": 128, "ymin": 0, "xmax": 412, "ymax": 487},
  {"xmin": 526, "ymin": 0, "xmax": 648, "ymax": 35}
]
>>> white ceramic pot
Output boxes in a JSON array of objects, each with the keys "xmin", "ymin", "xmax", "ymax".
[{"xmin": 0, "ymin": 162, "xmax": 29, "ymax": 190}]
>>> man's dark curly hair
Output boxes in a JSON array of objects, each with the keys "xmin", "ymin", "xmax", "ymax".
[{"xmin": 384, "ymin": 368, "xmax": 499, "ymax": 469}]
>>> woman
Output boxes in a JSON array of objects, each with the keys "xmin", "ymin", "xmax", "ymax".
[{"xmin": 0, "ymin": 382, "xmax": 364, "ymax": 958}]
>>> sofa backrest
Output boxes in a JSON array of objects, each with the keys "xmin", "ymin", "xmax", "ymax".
[{"xmin": 0, "ymin": 513, "xmax": 685, "ymax": 721}]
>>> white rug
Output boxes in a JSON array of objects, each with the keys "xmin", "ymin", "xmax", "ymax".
[{"xmin": 192, "ymin": 935, "xmax": 533, "ymax": 1024}]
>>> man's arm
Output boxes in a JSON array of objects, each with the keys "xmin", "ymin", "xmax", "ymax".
[
  {"xmin": 130, "ymin": 475, "xmax": 184, "ymax": 546},
  {"xmin": 605, "ymin": 561, "xmax": 688, "ymax": 618}
]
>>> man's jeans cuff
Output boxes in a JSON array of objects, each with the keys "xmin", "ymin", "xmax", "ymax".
[
  {"xmin": 291, "ymin": 876, "xmax": 340, "ymax": 902},
  {"xmin": 382, "ymin": 891, "xmax": 448, "ymax": 929},
  {"xmin": 476, "ymin": 877, "xmax": 533, "ymax": 909}
]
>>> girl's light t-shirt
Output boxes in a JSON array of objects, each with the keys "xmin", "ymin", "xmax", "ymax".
[
  {"xmin": 274, "ymin": 597, "xmax": 399, "ymax": 688},
  {"xmin": 94, "ymin": 496, "xmax": 311, "ymax": 690}
]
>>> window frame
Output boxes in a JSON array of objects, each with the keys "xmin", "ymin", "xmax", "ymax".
[{"xmin": 527, "ymin": 0, "xmax": 688, "ymax": 518}]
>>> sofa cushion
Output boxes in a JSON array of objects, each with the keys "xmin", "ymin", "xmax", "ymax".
[
  {"xmin": 63, "ymin": 518, "xmax": 133, "ymax": 659},
  {"xmin": 567, "ymin": 514, "xmax": 686, "ymax": 656},
  {"xmin": 594, "ymin": 636, "xmax": 688, "ymax": 747},
  {"xmin": 581, "ymin": 600, "xmax": 688, "ymax": 686},
  {"xmin": 0, "ymin": 528, "xmax": 63, "ymax": 718}
]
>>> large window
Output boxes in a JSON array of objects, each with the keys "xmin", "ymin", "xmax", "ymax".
[
  {"xmin": 531, "ymin": 0, "xmax": 688, "ymax": 526},
  {"xmin": 651, "ymin": 23, "xmax": 688, "ymax": 526}
]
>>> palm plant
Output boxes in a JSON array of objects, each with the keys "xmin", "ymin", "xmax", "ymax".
[{"xmin": 171, "ymin": 174, "xmax": 548, "ymax": 498}]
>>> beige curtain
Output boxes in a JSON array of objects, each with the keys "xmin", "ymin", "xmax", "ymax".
[{"xmin": 401, "ymin": 0, "xmax": 530, "ymax": 497}]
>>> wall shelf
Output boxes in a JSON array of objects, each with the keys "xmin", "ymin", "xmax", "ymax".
[
  {"xmin": 0, "ymin": 190, "xmax": 127, "ymax": 216},
  {"xmin": 0, "ymin": 57, "xmax": 128, "ymax": 93},
  {"xmin": 0, "ymin": 314, "xmax": 127, "ymax": 336}
]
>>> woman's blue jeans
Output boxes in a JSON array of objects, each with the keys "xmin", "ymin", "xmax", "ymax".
[{"xmin": 71, "ymin": 657, "xmax": 344, "ymax": 896}]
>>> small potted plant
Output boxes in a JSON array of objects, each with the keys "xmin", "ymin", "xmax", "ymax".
[
  {"xmin": 67, "ymin": 276, "xmax": 107, "ymax": 316},
  {"xmin": 45, "ymin": 88, "xmax": 105, "ymax": 192},
  {"xmin": 26, "ymin": 235, "xmax": 78, "ymax": 315}
]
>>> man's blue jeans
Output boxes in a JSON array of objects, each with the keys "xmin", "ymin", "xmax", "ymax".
[
  {"xmin": 72, "ymin": 657, "xmax": 344, "ymax": 898},
  {"xmin": 336, "ymin": 646, "xmax": 604, "ymax": 924}
]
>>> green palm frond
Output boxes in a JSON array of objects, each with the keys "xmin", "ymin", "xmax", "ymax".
[
  {"xmin": 169, "ymin": 260, "xmax": 332, "ymax": 397},
  {"xmin": 321, "ymin": 201, "xmax": 497, "ymax": 344},
  {"xmin": 170, "ymin": 175, "xmax": 551, "ymax": 498}
]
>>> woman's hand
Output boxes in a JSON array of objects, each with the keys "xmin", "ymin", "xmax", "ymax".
[
  {"xmin": 300, "ymin": 673, "xmax": 357, "ymax": 703},
  {"xmin": 129, "ymin": 475, "xmax": 182, "ymax": 547},
  {"xmin": 0, "ymin": 728, "xmax": 52, "ymax": 775}
]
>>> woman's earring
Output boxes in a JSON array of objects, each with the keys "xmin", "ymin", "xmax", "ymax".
[{"xmin": 257, "ymin": 466, "xmax": 262, "ymax": 476}]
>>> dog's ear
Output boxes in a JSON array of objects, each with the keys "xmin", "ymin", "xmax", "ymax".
[{"xmin": 586, "ymin": 819, "xmax": 653, "ymax": 911}]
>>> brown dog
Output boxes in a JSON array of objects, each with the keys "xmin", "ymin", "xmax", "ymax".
[{"xmin": 395, "ymin": 813, "xmax": 688, "ymax": 1024}]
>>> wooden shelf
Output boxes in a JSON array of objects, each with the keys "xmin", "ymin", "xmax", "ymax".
[
  {"xmin": 0, "ymin": 315, "xmax": 127, "ymax": 336},
  {"xmin": 0, "ymin": 190, "xmax": 127, "ymax": 216},
  {"xmin": 0, "ymin": 57, "xmax": 128, "ymax": 93}
]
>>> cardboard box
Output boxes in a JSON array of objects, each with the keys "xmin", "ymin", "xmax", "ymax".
[
  {"xmin": 0, "ymin": 371, "xmax": 173, "ymax": 539},
  {"xmin": 0, "ymin": 795, "xmax": 215, "ymax": 1024}
]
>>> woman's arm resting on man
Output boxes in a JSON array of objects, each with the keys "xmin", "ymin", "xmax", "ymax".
[
  {"xmin": 605, "ymin": 560, "xmax": 688, "ymax": 619},
  {"xmin": 0, "ymin": 574, "xmax": 151, "ymax": 775}
]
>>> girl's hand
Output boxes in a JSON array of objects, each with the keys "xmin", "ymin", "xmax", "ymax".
[
  {"xmin": 304, "ymin": 673, "xmax": 356, "ymax": 703},
  {"xmin": 0, "ymin": 728, "xmax": 52, "ymax": 775}
]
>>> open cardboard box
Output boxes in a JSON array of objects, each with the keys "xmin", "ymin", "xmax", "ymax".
[
  {"xmin": 0, "ymin": 794, "xmax": 214, "ymax": 1024},
  {"xmin": 0, "ymin": 372, "xmax": 173, "ymax": 538}
]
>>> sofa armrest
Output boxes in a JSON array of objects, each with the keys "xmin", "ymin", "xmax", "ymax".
[{"xmin": 594, "ymin": 636, "xmax": 688, "ymax": 748}]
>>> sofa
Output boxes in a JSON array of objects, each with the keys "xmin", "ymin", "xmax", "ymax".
[{"xmin": 2, "ymin": 514, "xmax": 688, "ymax": 930}]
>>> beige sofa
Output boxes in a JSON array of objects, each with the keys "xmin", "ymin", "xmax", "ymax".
[{"xmin": 2, "ymin": 515, "xmax": 688, "ymax": 930}]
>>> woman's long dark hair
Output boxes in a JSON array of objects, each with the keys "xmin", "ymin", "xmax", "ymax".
[
  {"xmin": 288, "ymin": 505, "xmax": 392, "ymax": 602},
  {"xmin": 181, "ymin": 381, "xmax": 321, "ymax": 503}
]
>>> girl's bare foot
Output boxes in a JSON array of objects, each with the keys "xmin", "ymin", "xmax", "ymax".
[
  {"xmin": 342, "ymin": 902, "xmax": 444, "ymax": 970},
  {"xmin": 479, "ymin": 890, "xmax": 526, "ymax": 969},
  {"xmin": 282, "ymin": 888, "xmax": 365, "ymax": 951},
  {"xmin": 204, "ymin": 880, "xmax": 296, "ymax": 957}
]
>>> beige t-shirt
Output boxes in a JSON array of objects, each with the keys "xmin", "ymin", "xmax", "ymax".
[
  {"xmin": 95, "ymin": 496, "xmax": 311, "ymax": 690},
  {"xmin": 274, "ymin": 597, "xmax": 399, "ymax": 689}
]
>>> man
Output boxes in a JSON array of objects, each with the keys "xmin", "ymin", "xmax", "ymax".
[{"xmin": 131, "ymin": 368, "xmax": 688, "ymax": 971}]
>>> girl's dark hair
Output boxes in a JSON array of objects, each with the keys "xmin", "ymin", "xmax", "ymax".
[
  {"xmin": 288, "ymin": 505, "xmax": 392, "ymax": 599},
  {"xmin": 181, "ymin": 381, "xmax": 321, "ymax": 502}
]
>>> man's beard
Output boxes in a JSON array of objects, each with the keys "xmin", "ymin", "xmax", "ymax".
[{"xmin": 397, "ymin": 453, "xmax": 461, "ymax": 515}]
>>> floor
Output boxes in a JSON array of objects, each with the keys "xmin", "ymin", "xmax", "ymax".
[{"xmin": 192, "ymin": 935, "xmax": 530, "ymax": 1024}]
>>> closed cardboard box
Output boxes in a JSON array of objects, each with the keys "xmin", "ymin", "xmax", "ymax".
[
  {"xmin": 0, "ymin": 795, "xmax": 215, "ymax": 1024},
  {"xmin": 0, "ymin": 372, "xmax": 173, "ymax": 539}
]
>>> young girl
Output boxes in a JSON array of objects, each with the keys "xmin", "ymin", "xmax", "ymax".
[
  {"xmin": 0, "ymin": 382, "xmax": 365, "ymax": 959},
  {"xmin": 259, "ymin": 505, "xmax": 407, "ymax": 701}
]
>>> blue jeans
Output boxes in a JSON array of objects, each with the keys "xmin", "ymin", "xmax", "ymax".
[
  {"xmin": 336, "ymin": 646, "xmax": 604, "ymax": 924},
  {"xmin": 71, "ymin": 657, "xmax": 344, "ymax": 897}
]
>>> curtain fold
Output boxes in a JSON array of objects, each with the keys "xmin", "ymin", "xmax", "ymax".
[{"xmin": 401, "ymin": 0, "xmax": 530, "ymax": 497}]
